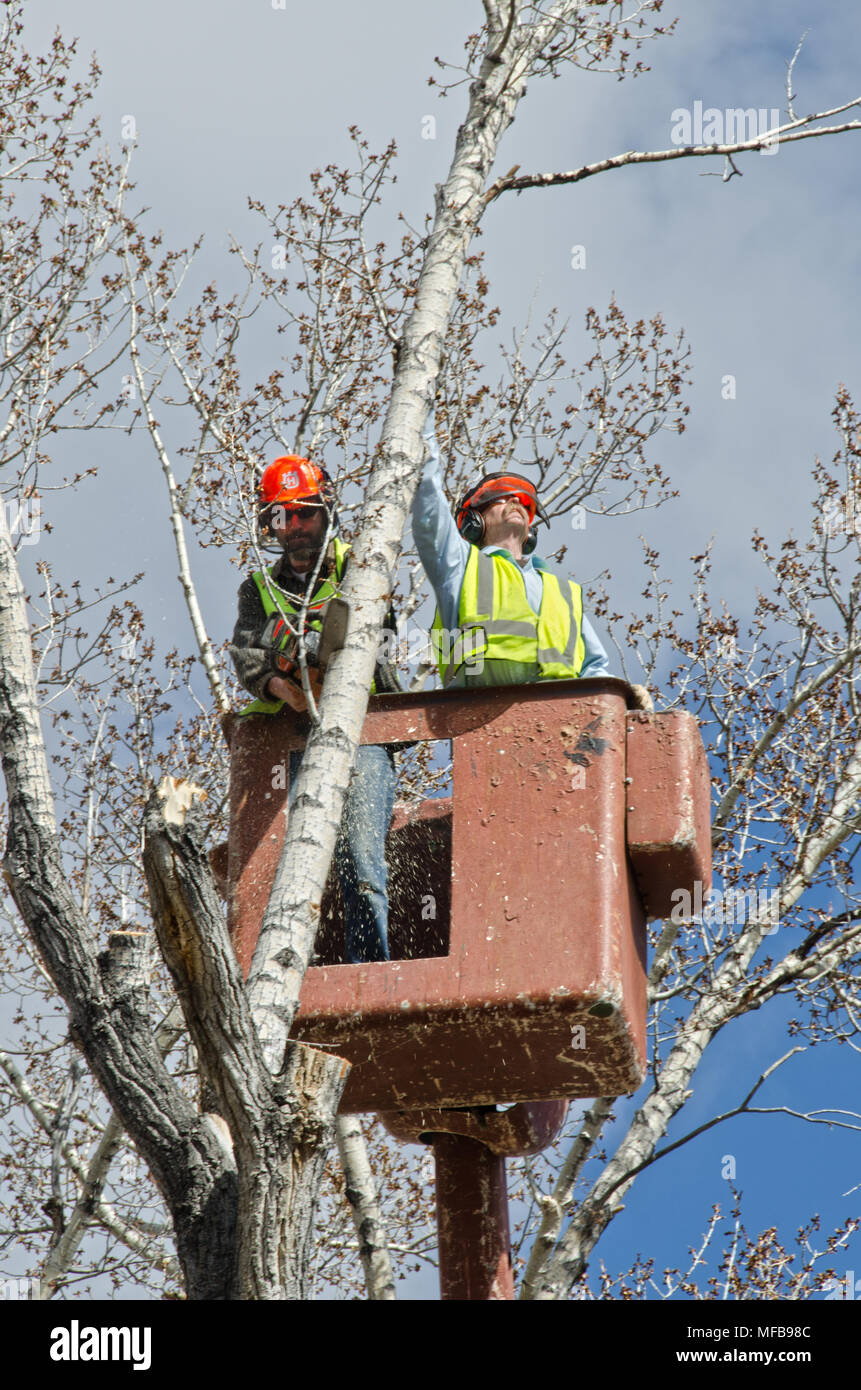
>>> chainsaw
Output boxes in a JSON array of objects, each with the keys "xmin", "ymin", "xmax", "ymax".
[{"xmin": 261, "ymin": 596, "xmax": 349, "ymax": 692}]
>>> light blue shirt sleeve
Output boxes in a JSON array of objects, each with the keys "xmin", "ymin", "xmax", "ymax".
[
  {"xmin": 578, "ymin": 613, "xmax": 612, "ymax": 679},
  {"xmin": 411, "ymin": 422, "xmax": 471, "ymax": 633},
  {"xmin": 411, "ymin": 422, "xmax": 615, "ymax": 677}
]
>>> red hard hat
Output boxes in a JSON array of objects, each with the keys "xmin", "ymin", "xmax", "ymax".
[
  {"xmin": 456, "ymin": 472, "xmax": 540, "ymax": 530},
  {"xmin": 259, "ymin": 456, "xmax": 330, "ymax": 508}
]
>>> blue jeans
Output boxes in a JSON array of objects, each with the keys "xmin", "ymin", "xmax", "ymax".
[{"xmin": 288, "ymin": 744, "xmax": 397, "ymax": 964}]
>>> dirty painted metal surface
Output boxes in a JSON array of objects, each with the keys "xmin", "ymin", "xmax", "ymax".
[
  {"xmin": 228, "ymin": 678, "xmax": 706, "ymax": 1109},
  {"xmin": 379, "ymin": 1098, "xmax": 569, "ymax": 1157},
  {"xmin": 225, "ymin": 721, "xmax": 453, "ymax": 970},
  {"xmin": 626, "ymin": 710, "xmax": 713, "ymax": 920},
  {"xmin": 314, "ymin": 798, "xmax": 452, "ymax": 966},
  {"xmin": 433, "ymin": 1134, "xmax": 514, "ymax": 1300}
]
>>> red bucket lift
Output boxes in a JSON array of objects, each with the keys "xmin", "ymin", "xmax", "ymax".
[{"xmin": 224, "ymin": 677, "xmax": 711, "ymax": 1297}]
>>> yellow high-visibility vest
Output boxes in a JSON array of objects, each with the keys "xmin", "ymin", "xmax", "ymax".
[
  {"xmin": 431, "ymin": 546, "xmax": 585, "ymax": 688},
  {"xmin": 238, "ymin": 538, "xmax": 374, "ymax": 716}
]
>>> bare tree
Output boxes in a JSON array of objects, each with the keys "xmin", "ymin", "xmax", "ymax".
[{"xmin": 2, "ymin": 0, "xmax": 861, "ymax": 1301}]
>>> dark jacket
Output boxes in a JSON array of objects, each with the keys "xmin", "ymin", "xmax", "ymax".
[{"xmin": 229, "ymin": 543, "xmax": 402, "ymax": 702}]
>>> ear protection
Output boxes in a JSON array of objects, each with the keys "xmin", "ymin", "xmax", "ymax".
[{"xmin": 455, "ymin": 472, "xmax": 544, "ymax": 555}]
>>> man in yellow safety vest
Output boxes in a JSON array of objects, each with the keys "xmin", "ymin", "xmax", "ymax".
[{"xmin": 412, "ymin": 423, "xmax": 624, "ymax": 692}]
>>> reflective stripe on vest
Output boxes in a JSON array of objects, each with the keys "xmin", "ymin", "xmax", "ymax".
[
  {"xmin": 252, "ymin": 536, "xmax": 349, "ymax": 634},
  {"xmin": 237, "ymin": 538, "xmax": 378, "ymax": 717},
  {"xmin": 432, "ymin": 547, "xmax": 585, "ymax": 687}
]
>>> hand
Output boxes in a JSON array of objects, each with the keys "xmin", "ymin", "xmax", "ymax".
[
  {"xmin": 630, "ymin": 683, "xmax": 654, "ymax": 713},
  {"xmin": 421, "ymin": 415, "xmax": 440, "ymax": 465}
]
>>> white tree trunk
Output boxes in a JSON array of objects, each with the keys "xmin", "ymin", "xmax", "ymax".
[{"xmin": 245, "ymin": 1, "xmax": 572, "ymax": 1072}]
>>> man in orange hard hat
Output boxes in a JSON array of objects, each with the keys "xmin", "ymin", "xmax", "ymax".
[{"xmin": 230, "ymin": 453, "xmax": 401, "ymax": 964}]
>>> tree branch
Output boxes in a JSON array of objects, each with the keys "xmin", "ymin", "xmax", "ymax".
[
  {"xmin": 712, "ymin": 642, "xmax": 861, "ymax": 843},
  {"xmin": 242, "ymin": 0, "xmax": 566, "ymax": 1076},
  {"xmin": 0, "ymin": 1048, "xmax": 182, "ymax": 1288},
  {"xmin": 335, "ymin": 1116, "xmax": 396, "ymax": 1301},
  {"xmin": 0, "ymin": 504, "xmax": 237, "ymax": 1299},
  {"xmin": 142, "ymin": 777, "xmax": 273, "ymax": 1124},
  {"xmin": 142, "ymin": 775, "xmax": 350, "ymax": 1299},
  {"xmin": 123, "ymin": 240, "xmax": 231, "ymax": 716},
  {"xmin": 484, "ymin": 106, "xmax": 861, "ymax": 204}
]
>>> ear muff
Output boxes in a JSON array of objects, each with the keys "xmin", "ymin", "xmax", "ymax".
[
  {"xmin": 456, "ymin": 471, "xmax": 544, "ymax": 551},
  {"xmin": 458, "ymin": 507, "xmax": 486, "ymax": 545}
]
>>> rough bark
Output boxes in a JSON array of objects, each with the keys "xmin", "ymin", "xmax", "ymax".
[
  {"xmin": 142, "ymin": 780, "xmax": 350, "ymax": 1298},
  {"xmin": 35, "ymin": 1005, "xmax": 187, "ymax": 1297},
  {"xmin": 0, "ymin": 507, "xmax": 237, "ymax": 1300}
]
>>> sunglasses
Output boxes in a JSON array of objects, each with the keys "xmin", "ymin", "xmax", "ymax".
[
  {"xmin": 270, "ymin": 502, "xmax": 326, "ymax": 524},
  {"xmin": 475, "ymin": 490, "xmax": 536, "ymax": 523}
]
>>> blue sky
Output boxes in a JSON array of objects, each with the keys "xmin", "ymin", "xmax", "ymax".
[{"xmin": 19, "ymin": 0, "xmax": 861, "ymax": 633}]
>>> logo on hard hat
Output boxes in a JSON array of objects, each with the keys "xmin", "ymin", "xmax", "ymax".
[{"xmin": 281, "ymin": 470, "xmax": 299, "ymax": 490}]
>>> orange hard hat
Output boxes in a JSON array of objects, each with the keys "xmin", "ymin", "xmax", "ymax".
[
  {"xmin": 456, "ymin": 472, "xmax": 540, "ymax": 530},
  {"xmin": 259, "ymin": 455, "xmax": 331, "ymax": 508}
]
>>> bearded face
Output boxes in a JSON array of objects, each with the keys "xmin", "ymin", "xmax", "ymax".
[{"xmin": 270, "ymin": 502, "xmax": 328, "ymax": 573}]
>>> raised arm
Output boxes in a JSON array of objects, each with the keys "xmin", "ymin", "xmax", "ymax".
[{"xmin": 411, "ymin": 423, "xmax": 471, "ymax": 632}]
